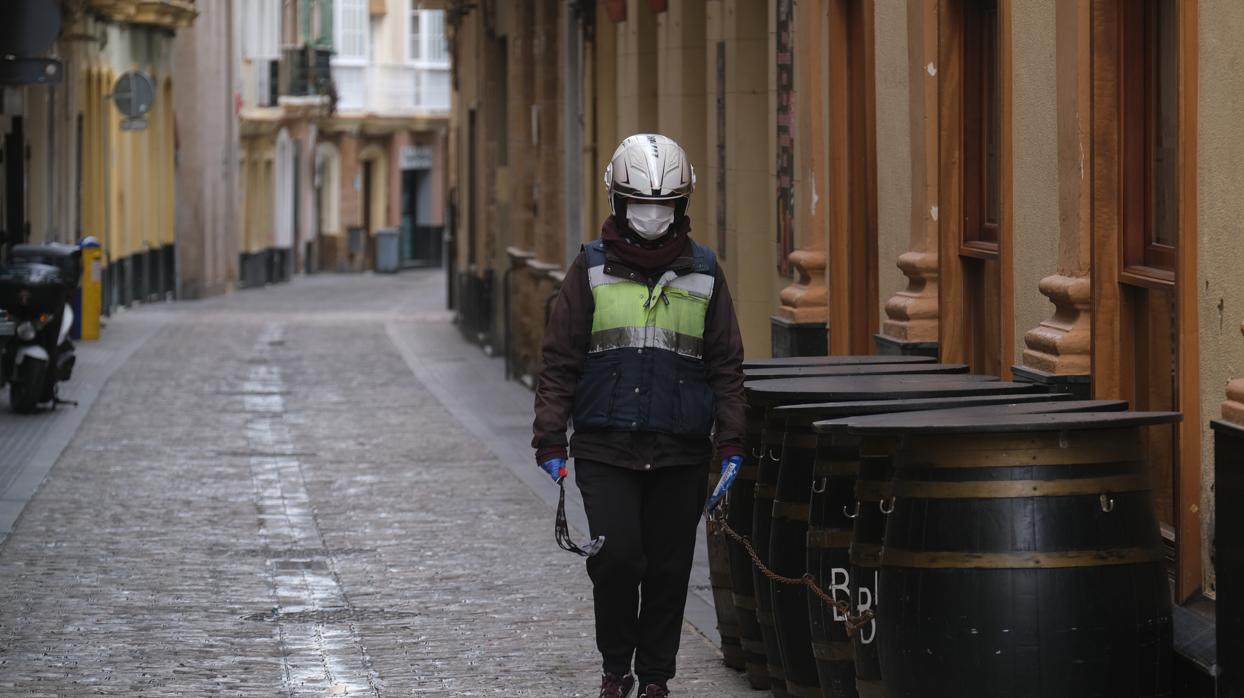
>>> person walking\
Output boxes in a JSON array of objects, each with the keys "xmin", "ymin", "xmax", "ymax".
[{"xmin": 531, "ymin": 134, "xmax": 747, "ymax": 698}]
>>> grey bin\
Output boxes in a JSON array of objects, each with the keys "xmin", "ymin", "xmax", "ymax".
[{"xmin": 375, "ymin": 228, "xmax": 400, "ymax": 274}]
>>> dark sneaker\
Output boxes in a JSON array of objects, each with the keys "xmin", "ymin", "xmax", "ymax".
[
  {"xmin": 640, "ymin": 683, "xmax": 669, "ymax": 698},
  {"xmin": 599, "ymin": 672, "xmax": 636, "ymax": 698}
]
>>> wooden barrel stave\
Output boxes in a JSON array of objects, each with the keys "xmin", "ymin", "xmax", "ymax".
[
  {"xmin": 706, "ymin": 465, "xmax": 746, "ymax": 671},
  {"xmin": 846, "ymin": 442, "xmax": 889, "ymax": 698},
  {"xmin": 768, "ymin": 420, "xmax": 824, "ymax": 697},
  {"xmin": 727, "ymin": 406, "xmax": 772, "ymax": 689},
  {"xmin": 753, "ymin": 412, "xmax": 794, "ymax": 697},
  {"xmin": 805, "ymin": 434, "xmax": 861, "ymax": 698}
]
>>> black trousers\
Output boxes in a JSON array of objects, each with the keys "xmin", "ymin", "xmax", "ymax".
[{"xmin": 574, "ymin": 459, "xmax": 708, "ymax": 686}]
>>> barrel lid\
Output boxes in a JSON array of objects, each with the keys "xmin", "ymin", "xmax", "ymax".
[
  {"xmin": 784, "ymin": 393, "xmax": 1073, "ymax": 427},
  {"xmin": 846, "ymin": 410, "xmax": 1180, "ymax": 435},
  {"xmin": 815, "ymin": 399, "xmax": 1129, "ymax": 433},
  {"xmin": 745, "ymin": 362, "xmax": 968, "ymax": 379},
  {"xmin": 744, "ymin": 375, "xmax": 1040, "ymax": 407},
  {"xmin": 741, "ymin": 355, "xmax": 933, "ymax": 370}
]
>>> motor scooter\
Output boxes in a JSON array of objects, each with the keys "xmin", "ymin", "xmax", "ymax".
[{"xmin": 0, "ymin": 243, "xmax": 81, "ymax": 413}]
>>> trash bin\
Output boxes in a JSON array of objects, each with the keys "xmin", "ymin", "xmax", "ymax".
[
  {"xmin": 77, "ymin": 237, "xmax": 103, "ymax": 340},
  {"xmin": 375, "ymin": 228, "xmax": 400, "ymax": 274}
]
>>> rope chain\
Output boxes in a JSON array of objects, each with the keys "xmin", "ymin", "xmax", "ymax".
[{"xmin": 706, "ymin": 511, "xmax": 875, "ymax": 637}]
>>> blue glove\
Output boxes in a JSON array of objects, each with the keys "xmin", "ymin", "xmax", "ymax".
[
  {"xmin": 705, "ymin": 455, "xmax": 743, "ymax": 512},
  {"xmin": 541, "ymin": 457, "xmax": 568, "ymax": 483}
]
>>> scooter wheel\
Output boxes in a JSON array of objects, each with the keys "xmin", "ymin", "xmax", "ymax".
[{"xmin": 10, "ymin": 358, "xmax": 47, "ymax": 414}]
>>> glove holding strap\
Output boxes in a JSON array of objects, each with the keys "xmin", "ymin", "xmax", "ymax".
[
  {"xmin": 540, "ymin": 457, "xmax": 567, "ymax": 483},
  {"xmin": 705, "ymin": 454, "xmax": 743, "ymax": 512},
  {"xmin": 539, "ymin": 456, "xmax": 606, "ymax": 558}
]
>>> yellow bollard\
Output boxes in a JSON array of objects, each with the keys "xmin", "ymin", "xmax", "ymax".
[{"xmin": 79, "ymin": 240, "xmax": 103, "ymax": 341}]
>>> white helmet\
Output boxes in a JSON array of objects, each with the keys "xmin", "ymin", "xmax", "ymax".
[{"xmin": 603, "ymin": 134, "xmax": 696, "ymax": 212}]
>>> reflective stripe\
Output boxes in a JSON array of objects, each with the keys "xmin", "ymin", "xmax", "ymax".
[
  {"xmin": 666, "ymin": 271, "xmax": 715, "ymax": 299},
  {"xmin": 588, "ymin": 326, "xmax": 705, "ymax": 358}
]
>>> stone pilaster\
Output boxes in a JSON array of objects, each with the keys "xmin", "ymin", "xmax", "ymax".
[{"xmin": 1013, "ymin": 0, "xmax": 1092, "ymax": 397}]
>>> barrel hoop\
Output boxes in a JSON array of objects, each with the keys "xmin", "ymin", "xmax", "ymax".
[
  {"xmin": 853, "ymin": 479, "xmax": 893, "ymax": 501},
  {"xmin": 783, "ymin": 432, "xmax": 820, "ymax": 449},
  {"xmin": 741, "ymin": 638, "xmax": 768, "ymax": 654},
  {"xmin": 905, "ymin": 444, "xmax": 1144, "ymax": 468},
  {"xmin": 814, "ymin": 458, "xmax": 859, "ymax": 477},
  {"xmin": 785, "ymin": 681, "xmax": 823, "ymax": 698},
  {"xmin": 732, "ymin": 593, "xmax": 757, "ymax": 611},
  {"xmin": 771, "ymin": 500, "xmax": 810, "ymax": 522},
  {"xmin": 849, "ymin": 543, "xmax": 882, "ymax": 566},
  {"xmin": 755, "ymin": 483, "xmax": 777, "ymax": 499},
  {"xmin": 881, "ymin": 545, "xmax": 1165, "ymax": 569},
  {"xmin": 912, "ymin": 427, "xmax": 1138, "ymax": 452},
  {"xmin": 811, "ymin": 639, "xmax": 855, "ymax": 662},
  {"xmin": 757, "ymin": 609, "xmax": 776, "ymax": 626},
  {"xmin": 891, "ymin": 474, "xmax": 1150, "ymax": 499},
  {"xmin": 807, "ymin": 527, "xmax": 852, "ymax": 549}
]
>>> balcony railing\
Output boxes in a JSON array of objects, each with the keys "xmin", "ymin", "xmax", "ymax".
[
  {"xmin": 280, "ymin": 46, "xmax": 334, "ymax": 99},
  {"xmin": 331, "ymin": 62, "xmax": 450, "ymax": 116}
]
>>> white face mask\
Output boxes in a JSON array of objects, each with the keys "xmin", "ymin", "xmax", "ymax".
[{"xmin": 626, "ymin": 203, "xmax": 677, "ymax": 240}]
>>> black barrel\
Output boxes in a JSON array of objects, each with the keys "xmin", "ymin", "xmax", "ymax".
[
  {"xmin": 748, "ymin": 376, "xmax": 1043, "ymax": 698},
  {"xmin": 850, "ymin": 411, "xmax": 1180, "ymax": 698},
  {"xmin": 728, "ymin": 360, "xmax": 965, "ymax": 694},
  {"xmin": 780, "ymin": 393, "xmax": 1067, "ymax": 697},
  {"xmin": 815, "ymin": 399, "xmax": 1128, "ymax": 698}
]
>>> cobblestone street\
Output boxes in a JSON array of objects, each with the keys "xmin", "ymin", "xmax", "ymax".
[{"xmin": 0, "ymin": 272, "xmax": 755, "ymax": 697}]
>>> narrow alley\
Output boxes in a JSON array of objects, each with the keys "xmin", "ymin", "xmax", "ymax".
[{"xmin": 0, "ymin": 271, "xmax": 753, "ymax": 697}]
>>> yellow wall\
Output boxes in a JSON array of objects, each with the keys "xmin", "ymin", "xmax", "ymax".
[
  {"xmin": 1196, "ymin": 0, "xmax": 1244, "ymax": 598},
  {"xmin": 1008, "ymin": 0, "xmax": 1060, "ymax": 370}
]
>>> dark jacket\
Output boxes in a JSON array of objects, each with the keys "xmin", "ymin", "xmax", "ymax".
[{"xmin": 531, "ymin": 235, "xmax": 747, "ymax": 471}]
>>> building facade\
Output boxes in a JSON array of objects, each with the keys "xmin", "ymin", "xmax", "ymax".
[
  {"xmin": 315, "ymin": 0, "xmax": 450, "ymax": 274},
  {"xmin": 447, "ymin": 0, "xmax": 1242, "ymax": 688},
  {"xmin": 174, "ymin": 0, "xmax": 240, "ymax": 299},
  {"xmin": 1, "ymin": 0, "xmax": 196, "ymax": 308}
]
